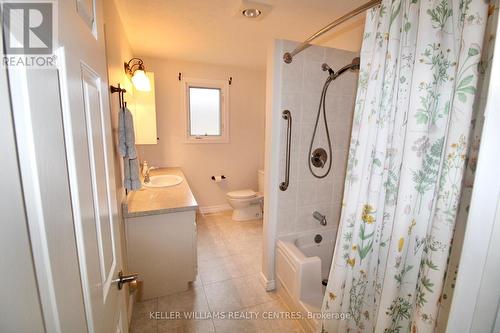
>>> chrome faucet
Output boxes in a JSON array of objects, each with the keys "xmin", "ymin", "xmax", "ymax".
[
  {"xmin": 143, "ymin": 167, "xmax": 154, "ymax": 183},
  {"xmin": 313, "ymin": 211, "xmax": 327, "ymax": 226}
]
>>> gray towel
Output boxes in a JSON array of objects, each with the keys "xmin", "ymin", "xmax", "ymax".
[{"xmin": 119, "ymin": 107, "xmax": 141, "ymax": 191}]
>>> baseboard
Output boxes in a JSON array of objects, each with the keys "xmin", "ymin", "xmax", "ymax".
[
  {"xmin": 127, "ymin": 292, "xmax": 135, "ymax": 325},
  {"xmin": 259, "ymin": 271, "xmax": 276, "ymax": 291},
  {"xmin": 199, "ymin": 204, "xmax": 232, "ymax": 215}
]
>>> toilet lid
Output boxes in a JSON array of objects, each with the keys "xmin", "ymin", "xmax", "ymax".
[{"xmin": 227, "ymin": 189, "xmax": 257, "ymax": 199}]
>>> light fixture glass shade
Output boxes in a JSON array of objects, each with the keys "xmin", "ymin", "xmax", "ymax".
[{"xmin": 131, "ymin": 69, "xmax": 151, "ymax": 92}]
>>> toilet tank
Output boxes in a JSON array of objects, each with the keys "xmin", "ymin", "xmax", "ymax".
[{"xmin": 258, "ymin": 169, "xmax": 265, "ymax": 193}]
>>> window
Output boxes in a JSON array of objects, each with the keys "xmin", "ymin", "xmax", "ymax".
[
  {"xmin": 182, "ymin": 78, "xmax": 229, "ymax": 143},
  {"xmin": 189, "ymin": 87, "xmax": 221, "ymax": 136}
]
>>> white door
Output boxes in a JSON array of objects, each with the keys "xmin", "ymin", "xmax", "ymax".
[
  {"xmin": 57, "ymin": 0, "xmax": 127, "ymax": 332},
  {"xmin": 0, "ymin": 35, "xmax": 45, "ymax": 333},
  {"xmin": 4, "ymin": 0, "xmax": 128, "ymax": 331}
]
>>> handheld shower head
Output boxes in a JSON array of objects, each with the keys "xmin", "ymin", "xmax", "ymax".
[
  {"xmin": 325, "ymin": 57, "xmax": 362, "ymax": 80},
  {"xmin": 321, "ymin": 57, "xmax": 360, "ymax": 81},
  {"xmin": 321, "ymin": 63, "xmax": 334, "ymax": 76}
]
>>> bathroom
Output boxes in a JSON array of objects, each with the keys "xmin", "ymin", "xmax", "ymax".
[{"xmin": 2, "ymin": 1, "xmax": 500, "ymax": 333}]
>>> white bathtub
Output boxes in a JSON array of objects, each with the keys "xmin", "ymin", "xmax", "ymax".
[{"xmin": 276, "ymin": 227, "xmax": 337, "ymax": 332}]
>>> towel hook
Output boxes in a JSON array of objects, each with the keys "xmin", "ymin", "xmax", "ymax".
[{"xmin": 110, "ymin": 83, "xmax": 127, "ymax": 109}]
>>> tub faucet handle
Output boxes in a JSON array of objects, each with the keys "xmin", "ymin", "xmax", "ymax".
[{"xmin": 313, "ymin": 211, "xmax": 327, "ymax": 226}]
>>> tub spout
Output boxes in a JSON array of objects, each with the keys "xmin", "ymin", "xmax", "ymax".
[{"xmin": 313, "ymin": 211, "xmax": 327, "ymax": 226}]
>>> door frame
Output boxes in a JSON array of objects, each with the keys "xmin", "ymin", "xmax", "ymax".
[{"xmin": 446, "ymin": 13, "xmax": 500, "ymax": 332}]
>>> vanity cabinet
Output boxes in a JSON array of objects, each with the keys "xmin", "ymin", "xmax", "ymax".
[
  {"xmin": 125, "ymin": 210, "xmax": 197, "ymax": 300},
  {"xmin": 123, "ymin": 168, "xmax": 198, "ymax": 300}
]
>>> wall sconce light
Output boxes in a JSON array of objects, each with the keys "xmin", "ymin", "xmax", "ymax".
[{"xmin": 124, "ymin": 57, "xmax": 151, "ymax": 92}]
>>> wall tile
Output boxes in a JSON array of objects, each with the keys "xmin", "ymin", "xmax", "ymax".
[
  {"xmin": 301, "ymin": 45, "xmax": 327, "ymax": 63},
  {"xmin": 282, "ymin": 61, "xmax": 304, "ymax": 94},
  {"xmin": 303, "ymin": 60, "xmax": 328, "ymax": 95},
  {"xmin": 276, "ymin": 44, "xmax": 357, "ymax": 237},
  {"xmin": 301, "ymin": 91, "xmax": 322, "ymax": 124}
]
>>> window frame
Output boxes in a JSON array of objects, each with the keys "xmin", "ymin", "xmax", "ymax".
[{"xmin": 182, "ymin": 77, "xmax": 229, "ymax": 143}]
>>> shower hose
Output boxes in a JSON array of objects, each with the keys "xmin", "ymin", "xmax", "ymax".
[{"xmin": 308, "ymin": 75, "xmax": 334, "ymax": 179}]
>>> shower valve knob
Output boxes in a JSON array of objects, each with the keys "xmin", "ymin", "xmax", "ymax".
[
  {"xmin": 312, "ymin": 156, "xmax": 324, "ymax": 168},
  {"xmin": 311, "ymin": 148, "xmax": 328, "ymax": 168}
]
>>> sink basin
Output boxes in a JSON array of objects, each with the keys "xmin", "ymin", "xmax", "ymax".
[{"xmin": 143, "ymin": 175, "xmax": 183, "ymax": 188}]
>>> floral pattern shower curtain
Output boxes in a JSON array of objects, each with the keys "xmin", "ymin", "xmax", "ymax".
[{"xmin": 321, "ymin": 0, "xmax": 489, "ymax": 332}]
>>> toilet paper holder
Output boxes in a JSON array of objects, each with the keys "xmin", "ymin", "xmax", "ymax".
[{"xmin": 211, "ymin": 175, "xmax": 226, "ymax": 181}]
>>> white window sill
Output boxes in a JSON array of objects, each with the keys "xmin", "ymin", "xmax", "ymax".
[{"xmin": 184, "ymin": 137, "xmax": 230, "ymax": 144}]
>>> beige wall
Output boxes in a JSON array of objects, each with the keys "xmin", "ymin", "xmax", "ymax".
[
  {"xmin": 103, "ymin": 0, "xmax": 134, "ymax": 315},
  {"xmin": 137, "ymin": 58, "xmax": 266, "ymax": 208},
  {"xmin": 103, "ymin": 0, "xmax": 134, "ymax": 205}
]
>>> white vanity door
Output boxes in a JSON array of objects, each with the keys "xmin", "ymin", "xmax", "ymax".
[{"xmin": 126, "ymin": 210, "xmax": 197, "ymax": 300}]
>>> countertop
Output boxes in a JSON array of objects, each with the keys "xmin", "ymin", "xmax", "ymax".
[{"xmin": 123, "ymin": 167, "xmax": 198, "ymax": 218}]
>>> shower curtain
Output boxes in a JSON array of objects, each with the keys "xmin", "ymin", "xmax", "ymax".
[{"xmin": 321, "ymin": 0, "xmax": 490, "ymax": 332}]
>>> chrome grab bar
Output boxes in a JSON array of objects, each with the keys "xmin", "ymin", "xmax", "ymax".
[{"xmin": 279, "ymin": 110, "xmax": 292, "ymax": 191}]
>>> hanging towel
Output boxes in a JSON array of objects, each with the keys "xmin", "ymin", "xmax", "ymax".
[{"xmin": 118, "ymin": 107, "xmax": 142, "ymax": 191}]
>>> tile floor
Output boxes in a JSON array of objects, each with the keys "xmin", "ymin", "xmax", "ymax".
[{"xmin": 129, "ymin": 211, "xmax": 303, "ymax": 333}]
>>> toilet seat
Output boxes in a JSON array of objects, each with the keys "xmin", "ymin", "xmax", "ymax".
[
  {"xmin": 227, "ymin": 189, "xmax": 257, "ymax": 199},
  {"xmin": 225, "ymin": 170, "xmax": 265, "ymax": 222}
]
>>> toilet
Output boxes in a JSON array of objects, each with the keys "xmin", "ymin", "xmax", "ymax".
[{"xmin": 226, "ymin": 170, "xmax": 264, "ymax": 221}]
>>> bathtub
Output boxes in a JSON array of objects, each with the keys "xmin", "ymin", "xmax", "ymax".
[{"xmin": 276, "ymin": 227, "xmax": 337, "ymax": 332}]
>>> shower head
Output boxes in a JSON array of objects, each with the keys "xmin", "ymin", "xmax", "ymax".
[
  {"xmin": 321, "ymin": 63, "xmax": 334, "ymax": 76},
  {"xmin": 321, "ymin": 57, "xmax": 360, "ymax": 81}
]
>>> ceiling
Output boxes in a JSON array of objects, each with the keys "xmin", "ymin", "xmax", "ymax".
[{"xmin": 114, "ymin": 0, "xmax": 368, "ymax": 69}]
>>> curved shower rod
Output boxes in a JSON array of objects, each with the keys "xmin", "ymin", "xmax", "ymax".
[{"xmin": 283, "ymin": 0, "xmax": 381, "ymax": 64}]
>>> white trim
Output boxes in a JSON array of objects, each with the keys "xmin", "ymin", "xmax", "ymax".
[
  {"xmin": 198, "ymin": 204, "xmax": 232, "ymax": 215},
  {"xmin": 259, "ymin": 271, "xmax": 276, "ymax": 291},
  {"xmin": 261, "ymin": 39, "xmax": 284, "ymax": 291},
  {"xmin": 446, "ymin": 16, "xmax": 500, "ymax": 332},
  {"xmin": 181, "ymin": 77, "xmax": 230, "ymax": 144}
]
